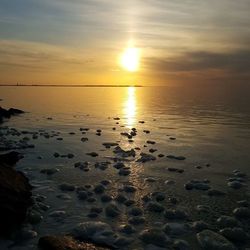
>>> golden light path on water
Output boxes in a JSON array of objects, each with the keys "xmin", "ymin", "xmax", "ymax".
[{"xmin": 123, "ymin": 86, "xmax": 137, "ymax": 128}]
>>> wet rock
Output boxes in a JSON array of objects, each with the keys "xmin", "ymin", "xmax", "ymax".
[
  {"xmin": 119, "ymin": 224, "xmax": 136, "ymax": 235},
  {"xmin": 197, "ymin": 229, "xmax": 236, "ymax": 250},
  {"xmin": 139, "ymin": 229, "xmax": 171, "ymax": 247},
  {"xmin": 237, "ymin": 200, "xmax": 249, "ymax": 207},
  {"xmin": 0, "ymin": 107, "xmax": 24, "ymax": 122},
  {"xmin": 86, "ymin": 152, "xmax": 99, "ymax": 157},
  {"xmin": 0, "ymin": 152, "xmax": 32, "ymax": 236},
  {"xmin": 128, "ymin": 207, "xmax": 143, "ymax": 216},
  {"xmin": 101, "ymin": 194, "xmax": 113, "ymax": 203},
  {"xmin": 123, "ymin": 185, "xmax": 136, "ymax": 193},
  {"xmin": 168, "ymin": 167, "xmax": 184, "ymax": 173},
  {"xmin": 233, "ymin": 207, "xmax": 250, "ymax": 218},
  {"xmin": 19, "ymin": 228, "xmax": 38, "ymax": 240},
  {"xmin": 75, "ymin": 161, "xmax": 90, "ymax": 171},
  {"xmin": 115, "ymin": 194, "xmax": 127, "ymax": 203},
  {"xmin": 192, "ymin": 221, "xmax": 209, "ymax": 232},
  {"xmin": 113, "ymin": 146, "xmax": 136, "ymax": 158},
  {"xmin": 167, "ymin": 155, "xmax": 186, "ymax": 160},
  {"xmin": 81, "ymin": 137, "xmax": 88, "ymax": 142},
  {"xmin": 72, "ymin": 221, "xmax": 116, "ymax": 248},
  {"xmin": 124, "ymin": 199, "xmax": 135, "ymax": 207},
  {"xmin": 196, "ymin": 205, "xmax": 210, "ymax": 213},
  {"xmin": 102, "ymin": 142, "xmax": 118, "ymax": 148},
  {"xmin": 119, "ymin": 168, "xmax": 131, "ymax": 176},
  {"xmin": 105, "ymin": 203, "xmax": 120, "ymax": 217},
  {"xmin": 53, "ymin": 152, "xmax": 60, "ymax": 158},
  {"xmin": 49, "ymin": 210, "xmax": 66, "ymax": 218},
  {"xmin": 146, "ymin": 202, "xmax": 165, "ymax": 213},
  {"xmin": 165, "ymin": 180, "xmax": 176, "ymax": 185},
  {"xmin": 59, "ymin": 183, "xmax": 76, "ymax": 192},
  {"xmin": 94, "ymin": 184, "xmax": 106, "ymax": 194},
  {"xmin": 163, "ymin": 222, "xmax": 190, "ymax": 236},
  {"xmin": 28, "ymin": 211, "xmax": 43, "ymax": 224},
  {"xmin": 128, "ymin": 216, "xmax": 145, "ymax": 225},
  {"xmin": 173, "ymin": 239, "xmax": 190, "ymax": 250},
  {"xmin": 39, "ymin": 235, "xmax": 110, "ymax": 250},
  {"xmin": 77, "ymin": 191, "xmax": 88, "ymax": 200},
  {"xmin": 113, "ymin": 162, "xmax": 125, "ymax": 169},
  {"xmin": 217, "ymin": 216, "xmax": 240, "ymax": 228},
  {"xmin": 228, "ymin": 181, "xmax": 243, "ymax": 189},
  {"xmin": 56, "ymin": 194, "xmax": 72, "ymax": 200},
  {"xmin": 40, "ymin": 168, "xmax": 59, "ymax": 175},
  {"xmin": 164, "ymin": 209, "xmax": 189, "ymax": 220},
  {"xmin": 219, "ymin": 227, "xmax": 248, "ymax": 242},
  {"xmin": 95, "ymin": 162, "xmax": 110, "ymax": 170},
  {"xmin": 136, "ymin": 153, "xmax": 156, "ymax": 162}
]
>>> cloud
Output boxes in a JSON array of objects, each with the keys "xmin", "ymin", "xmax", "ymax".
[{"xmin": 144, "ymin": 50, "xmax": 250, "ymax": 74}]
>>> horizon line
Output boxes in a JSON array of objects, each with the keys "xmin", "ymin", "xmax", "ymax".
[{"xmin": 0, "ymin": 84, "xmax": 143, "ymax": 88}]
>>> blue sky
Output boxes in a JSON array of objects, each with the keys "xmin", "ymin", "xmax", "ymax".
[{"xmin": 0, "ymin": 0, "xmax": 249, "ymax": 85}]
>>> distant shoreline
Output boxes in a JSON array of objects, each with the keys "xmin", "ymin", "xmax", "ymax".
[{"xmin": 0, "ymin": 84, "xmax": 143, "ymax": 88}]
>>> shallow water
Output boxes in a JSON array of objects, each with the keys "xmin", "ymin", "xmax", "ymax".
[{"xmin": 0, "ymin": 85, "xmax": 250, "ymax": 249}]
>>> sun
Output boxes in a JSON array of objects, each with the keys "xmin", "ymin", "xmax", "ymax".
[{"xmin": 120, "ymin": 47, "xmax": 140, "ymax": 72}]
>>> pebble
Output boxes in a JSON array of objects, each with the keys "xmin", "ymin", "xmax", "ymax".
[
  {"xmin": 146, "ymin": 202, "xmax": 165, "ymax": 213},
  {"xmin": 167, "ymin": 155, "xmax": 186, "ymax": 160},
  {"xmin": 56, "ymin": 194, "xmax": 72, "ymax": 200},
  {"xmin": 105, "ymin": 203, "xmax": 121, "ymax": 217},
  {"xmin": 123, "ymin": 185, "xmax": 137, "ymax": 193},
  {"xmin": 164, "ymin": 208, "xmax": 189, "ymax": 220},
  {"xmin": 101, "ymin": 194, "xmax": 113, "ymax": 202},
  {"xmin": 119, "ymin": 168, "xmax": 131, "ymax": 176},
  {"xmin": 217, "ymin": 216, "xmax": 240, "ymax": 228},
  {"xmin": 136, "ymin": 153, "xmax": 156, "ymax": 162},
  {"xmin": 40, "ymin": 168, "xmax": 59, "ymax": 175},
  {"xmin": 163, "ymin": 222, "xmax": 190, "ymax": 236},
  {"xmin": 139, "ymin": 229, "xmax": 171, "ymax": 247},
  {"xmin": 128, "ymin": 216, "xmax": 145, "ymax": 225},
  {"xmin": 173, "ymin": 239, "xmax": 190, "ymax": 250},
  {"xmin": 86, "ymin": 152, "xmax": 99, "ymax": 157},
  {"xmin": 233, "ymin": 207, "xmax": 250, "ymax": 218},
  {"xmin": 168, "ymin": 167, "xmax": 184, "ymax": 173},
  {"xmin": 197, "ymin": 229, "xmax": 236, "ymax": 250},
  {"xmin": 77, "ymin": 191, "xmax": 88, "ymax": 200},
  {"xmin": 119, "ymin": 224, "xmax": 136, "ymax": 235},
  {"xmin": 49, "ymin": 210, "xmax": 66, "ymax": 218},
  {"xmin": 219, "ymin": 227, "xmax": 248, "ymax": 242},
  {"xmin": 115, "ymin": 194, "xmax": 127, "ymax": 203},
  {"xmin": 128, "ymin": 207, "xmax": 143, "ymax": 216},
  {"xmin": 72, "ymin": 221, "xmax": 116, "ymax": 247},
  {"xmin": 94, "ymin": 184, "xmax": 106, "ymax": 194},
  {"xmin": 192, "ymin": 221, "xmax": 209, "ymax": 232}
]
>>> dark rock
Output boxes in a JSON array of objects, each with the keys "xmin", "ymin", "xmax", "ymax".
[
  {"xmin": 0, "ymin": 153, "xmax": 32, "ymax": 236},
  {"xmin": 0, "ymin": 107, "xmax": 24, "ymax": 122}
]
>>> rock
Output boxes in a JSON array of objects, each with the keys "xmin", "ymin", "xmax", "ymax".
[
  {"xmin": 123, "ymin": 185, "xmax": 136, "ymax": 193},
  {"xmin": 0, "ymin": 107, "xmax": 24, "ymax": 122},
  {"xmin": 197, "ymin": 229, "xmax": 236, "ymax": 250},
  {"xmin": 105, "ymin": 203, "xmax": 121, "ymax": 217},
  {"xmin": 0, "ymin": 151, "xmax": 23, "ymax": 165},
  {"xmin": 86, "ymin": 152, "xmax": 99, "ymax": 157},
  {"xmin": 77, "ymin": 191, "xmax": 88, "ymax": 201},
  {"xmin": 72, "ymin": 221, "xmax": 116, "ymax": 247},
  {"xmin": 237, "ymin": 200, "xmax": 249, "ymax": 207},
  {"xmin": 19, "ymin": 228, "xmax": 38, "ymax": 240},
  {"xmin": 101, "ymin": 194, "xmax": 113, "ymax": 203},
  {"xmin": 56, "ymin": 194, "xmax": 72, "ymax": 200},
  {"xmin": 119, "ymin": 224, "xmax": 136, "ymax": 235},
  {"xmin": 146, "ymin": 202, "xmax": 165, "ymax": 213},
  {"xmin": 217, "ymin": 216, "xmax": 240, "ymax": 228},
  {"xmin": 128, "ymin": 207, "xmax": 143, "ymax": 216},
  {"xmin": 233, "ymin": 207, "xmax": 250, "ymax": 218},
  {"xmin": 139, "ymin": 229, "xmax": 171, "ymax": 247},
  {"xmin": 113, "ymin": 162, "xmax": 125, "ymax": 169},
  {"xmin": 49, "ymin": 210, "xmax": 66, "ymax": 218},
  {"xmin": 219, "ymin": 227, "xmax": 248, "ymax": 242},
  {"xmin": 115, "ymin": 194, "xmax": 127, "ymax": 203},
  {"xmin": 165, "ymin": 180, "xmax": 176, "ymax": 185},
  {"xmin": 167, "ymin": 167, "xmax": 184, "ymax": 173},
  {"xmin": 192, "ymin": 221, "xmax": 209, "ymax": 232},
  {"xmin": 163, "ymin": 222, "xmax": 190, "ymax": 236},
  {"xmin": 28, "ymin": 211, "xmax": 43, "ymax": 224},
  {"xmin": 113, "ymin": 146, "xmax": 136, "ymax": 158},
  {"xmin": 167, "ymin": 155, "xmax": 186, "ymax": 160},
  {"xmin": 136, "ymin": 153, "xmax": 156, "ymax": 162},
  {"xmin": 94, "ymin": 184, "xmax": 106, "ymax": 194},
  {"xmin": 196, "ymin": 205, "xmax": 210, "ymax": 213},
  {"xmin": 164, "ymin": 209, "xmax": 189, "ymax": 220},
  {"xmin": 173, "ymin": 239, "xmax": 190, "ymax": 250},
  {"xmin": 38, "ymin": 235, "xmax": 110, "ymax": 250},
  {"xmin": 0, "ymin": 153, "xmax": 32, "ymax": 236},
  {"xmin": 113, "ymin": 236, "xmax": 132, "ymax": 247},
  {"xmin": 53, "ymin": 152, "xmax": 60, "ymax": 158},
  {"xmin": 40, "ymin": 168, "xmax": 59, "ymax": 175},
  {"xmin": 59, "ymin": 183, "xmax": 75, "ymax": 192},
  {"xmin": 81, "ymin": 137, "xmax": 88, "ymax": 142},
  {"xmin": 102, "ymin": 142, "xmax": 119, "ymax": 148},
  {"xmin": 128, "ymin": 216, "xmax": 145, "ymax": 225},
  {"xmin": 227, "ymin": 181, "xmax": 243, "ymax": 189}
]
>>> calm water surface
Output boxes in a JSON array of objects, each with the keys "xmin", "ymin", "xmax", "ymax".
[{"xmin": 0, "ymin": 85, "xmax": 250, "ymax": 249}]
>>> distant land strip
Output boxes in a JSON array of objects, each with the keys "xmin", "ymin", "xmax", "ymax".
[{"xmin": 0, "ymin": 84, "xmax": 143, "ymax": 87}]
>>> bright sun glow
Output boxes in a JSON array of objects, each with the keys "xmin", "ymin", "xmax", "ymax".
[{"xmin": 121, "ymin": 47, "xmax": 140, "ymax": 72}]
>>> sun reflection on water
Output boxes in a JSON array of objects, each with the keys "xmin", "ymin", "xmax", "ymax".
[{"xmin": 124, "ymin": 87, "xmax": 137, "ymax": 128}]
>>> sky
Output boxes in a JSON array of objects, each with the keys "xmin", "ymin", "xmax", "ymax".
[{"xmin": 0, "ymin": 0, "xmax": 249, "ymax": 85}]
